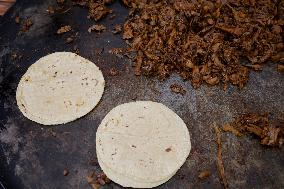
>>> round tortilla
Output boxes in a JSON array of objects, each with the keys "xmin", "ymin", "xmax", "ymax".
[
  {"xmin": 16, "ymin": 52, "xmax": 105, "ymax": 125},
  {"xmin": 96, "ymin": 101, "xmax": 191, "ymax": 187}
]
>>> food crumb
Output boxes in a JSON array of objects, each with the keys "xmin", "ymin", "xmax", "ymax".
[
  {"xmin": 91, "ymin": 183, "xmax": 100, "ymax": 189},
  {"xmin": 214, "ymin": 124, "xmax": 228, "ymax": 189},
  {"xmin": 49, "ymin": 129, "xmax": 56, "ymax": 137},
  {"xmin": 112, "ymin": 24, "xmax": 122, "ymax": 34},
  {"xmin": 15, "ymin": 16, "xmax": 20, "ymax": 24},
  {"xmin": 198, "ymin": 170, "xmax": 211, "ymax": 180},
  {"xmin": 97, "ymin": 178, "xmax": 105, "ymax": 185},
  {"xmin": 57, "ymin": 0, "xmax": 65, "ymax": 4},
  {"xmin": 87, "ymin": 171, "xmax": 110, "ymax": 188},
  {"xmin": 88, "ymin": 24, "xmax": 106, "ymax": 33},
  {"xmin": 88, "ymin": 2, "xmax": 111, "ymax": 21},
  {"xmin": 103, "ymin": 0, "xmax": 113, "ymax": 4},
  {"xmin": 108, "ymin": 48, "xmax": 124, "ymax": 58},
  {"xmin": 89, "ymin": 158, "xmax": 99, "ymax": 166},
  {"xmin": 123, "ymin": 22, "xmax": 133, "ymax": 39},
  {"xmin": 109, "ymin": 14, "xmax": 116, "ymax": 20},
  {"xmin": 165, "ymin": 147, "xmax": 171, "ymax": 152},
  {"xmin": 21, "ymin": 18, "xmax": 33, "ymax": 32},
  {"xmin": 87, "ymin": 171, "xmax": 96, "ymax": 183},
  {"xmin": 57, "ymin": 25, "xmax": 71, "ymax": 34},
  {"xmin": 109, "ymin": 68, "xmax": 119, "ymax": 76},
  {"xmin": 73, "ymin": 45, "xmax": 79, "ymax": 54},
  {"xmin": 243, "ymin": 64, "xmax": 262, "ymax": 71},
  {"xmin": 63, "ymin": 169, "xmax": 69, "ymax": 176},
  {"xmin": 170, "ymin": 84, "xmax": 186, "ymax": 95},
  {"xmin": 10, "ymin": 52, "xmax": 18, "ymax": 60},
  {"xmin": 47, "ymin": 6, "xmax": 55, "ymax": 14},
  {"xmin": 66, "ymin": 37, "xmax": 74, "ymax": 43},
  {"xmin": 277, "ymin": 64, "xmax": 284, "ymax": 72}
]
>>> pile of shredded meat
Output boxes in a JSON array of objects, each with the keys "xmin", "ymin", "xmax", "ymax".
[
  {"xmin": 122, "ymin": 0, "xmax": 284, "ymax": 88},
  {"xmin": 73, "ymin": 0, "xmax": 283, "ymax": 89}
]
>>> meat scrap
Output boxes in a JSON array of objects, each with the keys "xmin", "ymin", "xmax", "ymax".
[
  {"xmin": 72, "ymin": 0, "xmax": 113, "ymax": 20},
  {"xmin": 198, "ymin": 170, "xmax": 211, "ymax": 180},
  {"xmin": 73, "ymin": 45, "xmax": 79, "ymax": 54},
  {"xmin": 57, "ymin": 25, "xmax": 71, "ymax": 34},
  {"xmin": 123, "ymin": 22, "xmax": 133, "ymax": 39},
  {"xmin": 222, "ymin": 123, "xmax": 242, "ymax": 137},
  {"xmin": 121, "ymin": 1, "xmax": 284, "ymax": 88},
  {"xmin": 66, "ymin": 37, "xmax": 74, "ymax": 43},
  {"xmin": 73, "ymin": 0, "xmax": 87, "ymax": 6},
  {"xmin": 15, "ymin": 16, "xmax": 20, "ymax": 24},
  {"xmin": 88, "ymin": 2, "xmax": 111, "ymax": 21},
  {"xmin": 121, "ymin": 0, "xmax": 131, "ymax": 7},
  {"xmin": 214, "ymin": 125, "xmax": 229, "ymax": 189},
  {"xmin": 87, "ymin": 171, "xmax": 111, "ymax": 188},
  {"xmin": 88, "ymin": 24, "xmax": 106, "ymax": 33},
  {"xmin": 103, "ymin": 0, "xmax": 113, "ymax": 4},
  {"xmin": 109, "ymin": 68, "xmax": 119, "ymax": 76},
  {"xmin": 277, "ymin": 64, "xmax": 284, "ymax": 72},
  {"xmin": 10, "ymin": 52, "xmax": 18, "ymax": 60},
  {"xmin": 21, "ymin": 18, "xmax": 33, "ymax": 32},
  {"xmin": 108, "ymin": 48, "xmax": 124, "ymax": 58},
  {"xmin": 108, "ymin": 48, "xmax": 123, "ymax": 54},
  {"xmin": 226, "ymin": 113, "xmax": 283, "ymax": 147},
  {"xmin": 112, "ymin": 24, "xmax": 122, "ymax": 34},
  {"xmin": 47, "ymin": 6, "xmax": 55, "ymax": 14},
  {"xmin": 57, "ymin": 0, "xmax": 65, "ymax": 4},
  {"xmin": 170, "ymin": 84, "xmax": 186, "ymax": 95},
  {"xmin": 63, "ymin": 169, "xmax": 69, "ymax": 176}
]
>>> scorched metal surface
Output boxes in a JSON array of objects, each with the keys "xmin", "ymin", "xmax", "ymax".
[{"xmin": 0, "ymin": 0, "xmax": 284, "ymax": 189}]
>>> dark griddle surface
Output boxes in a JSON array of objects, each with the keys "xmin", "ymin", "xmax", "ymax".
[{"xmin": 0, "ymin": 1, "xmax": 283, "ymax": 189}]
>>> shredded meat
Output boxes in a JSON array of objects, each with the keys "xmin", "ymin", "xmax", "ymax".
[
  {"xmin": 227, "ymin": 113, "xmax": 284, "ymax": 147},
  {"xmin": 123, "ymin": 21, "xmax": 134, "ymax": 39},
  {"xmin": 57, "ymin": 0, "xmax": 65, "ymax": 4},
  {"xmin": 73, "ymin": 0, "xmax": 112, "ymax": 21},
  {"xmin": 120, "ymin": 0, "xmax": 284, "ymax": 89},
  {"xmin": 88, "ymin": 24, "xmax": 106, "ymax": 33},
  {"xmin": 222, "ymin": 123, "xmax": 242, "ymax": 137},
  {"xmin": 21, "ymin": 18, "xmax": 33, "ymax": 32},
  {"xmin": 170, "ymin": 84, "xmax": 186, "ymax": 95},
  {"xmin": 57, "ymin": 25, "xmax": 72, "ymax": 34},
  {"xmin": 63, "ymin": 169, "xmax": 69, "ymax": 176},
  {"xmin": 109, "ymin": 68, "xmax": 119, "ymax": 76},
  {"xmin": 47, "ymin": 6, "xmax": 55, "ymax": 14},
  {"xmin": 103, "ymin": 0, "xmax": 113, "ymax": 4},
  {"xmin": 277, "ymin": 64, "xmax": 284, "ymax": 72},
  {"xmin": 73, "ymin": 1, "xmax": 283, "ymax": 88},
  {"xmin": 66, "ymin": 37, "xmax": 74, "ymax": 43},
  {"xmin": 15, "ymin": 16, "xmax": 20, "ymax": 24},
  {"xmin": 87, "ymin": 171, "xmax": 111, "ymax": 188},
  {"xmin": 198, "ymin": 170, "xmax": 211, "ymax": 180},
  {"xmin": 214, "ymin": 124, "xmax": 229, "ymax": 189},
  {"xmin": 112, "ymin": 24, "xmax": 122, "ymax": 34}
]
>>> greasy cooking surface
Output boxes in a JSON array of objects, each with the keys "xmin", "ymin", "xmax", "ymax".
[{"xmin": 0, "ymin": 0, "xmax": 283, "ymax": 188}]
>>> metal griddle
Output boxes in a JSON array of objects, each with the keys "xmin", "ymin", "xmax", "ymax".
[{"xmin": 0, "ymin": 1, "xmax": 283, "ymax": 188}]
